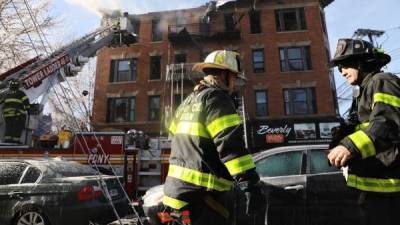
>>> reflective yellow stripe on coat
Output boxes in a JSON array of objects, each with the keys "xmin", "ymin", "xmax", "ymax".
[
  {"xmin": 207, "ymin": 114, "xmax": 241, "ymax": 138},
  {"xmin": 169, "ymin": 121, "xmax": 210, "ymax": 138},
  {"xmin": 162, "ymin": 196, "xmax": 188, "ymax": 209},
  {"xmin": 347, "ymin": 174, "xmax": 400, "ymax": 193},
  {"xmin": 224, "ymin": 154, "xmax": 256, "ymax": 176},
  {"xmin": 373, "ymin": 92, "xmax": 400, "ymax": 109},
  {"xmin": 348, "ymin": 130, "xmax": 375, "ymax": 159},
  {"xmin": 167, "ymin": 165, "xmax": 233, "ymax": 191}
]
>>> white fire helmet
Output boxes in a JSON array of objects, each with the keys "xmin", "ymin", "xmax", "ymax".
[{"xmin": 192, "ymin": 50, "xmax": 240, "ymax": 74}]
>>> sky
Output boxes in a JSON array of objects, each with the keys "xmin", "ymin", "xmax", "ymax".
[{"xmin": 50, "ymin": 0, "xmax": 400, "ymax": 115}]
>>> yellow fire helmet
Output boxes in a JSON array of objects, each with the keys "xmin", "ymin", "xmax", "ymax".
[{"xmin": 193, "ymin": 50, "xmax": 240, "ymax": 74}]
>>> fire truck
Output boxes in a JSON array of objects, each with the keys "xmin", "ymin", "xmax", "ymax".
[{"xmin": 0, "ymin": 14, "xmax": 170, "ymax": 197}]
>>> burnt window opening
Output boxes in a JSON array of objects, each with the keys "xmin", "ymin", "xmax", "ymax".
[
  {"xmin": 175, "ymin": 53, "xmax": 187, "ymax": 64},
  {"xmin": 275, "ymin": 8, "xmax": 306, "ymax": 32},
  {"xmin": 149, "ymin": 95, "xmax": 161, "ymax": 121},
  {"xmin": 152, "ymin": 19, "xmax": 162, "ymax": 42},
  {"xmin": 107, "ymin": 97, "xmax": 136, "ymax": 122},
  {"xmin": 255, "ymin": 90, "xmax": 268, "ymax": 117},
  {"xmin": 249, "ymin": 10, "xmax": 261, "ymax": 34},
  {"xmin": 252, "ymin": 49, "xmax": 265, "ymax": 73},
  {"xmin": 284, "ymin": 88, "xmax": 316, "ymax": 115},
  {"xmin": 224, "ymin": 13, "xmax": 235, "ymax": 31},
  {"xmin": 150, "ymin": 56, "xmax": 161, "ymax": 80},
  {"xmin": 279, "ymin": 46, "xmax": 312, "ymax": 72},
  {"xmin": 110, "ymin": 59, "xmax": 137, "ymax": 82}
]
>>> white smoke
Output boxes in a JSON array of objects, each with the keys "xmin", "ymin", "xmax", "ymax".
[{"xmin": 64, "ymin": 0, "xmax": 123, "ymax": 16}]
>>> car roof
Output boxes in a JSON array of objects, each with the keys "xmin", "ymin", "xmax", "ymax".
[{"xmin": 253, "ymin": 144, "xmax": 329, "ymax": 162}]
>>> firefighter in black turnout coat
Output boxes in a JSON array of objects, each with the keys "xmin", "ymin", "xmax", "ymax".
[
  {"xmin": 163, "ymin": 50, "xmax": 264, "ymax": 225},
  {"xmin": 327, "ymin": 38, "xmax": 400, "ymax": 225},
  {"xmin": 2, "ymin": 78, "xmax": 30, "ymax": 144}
]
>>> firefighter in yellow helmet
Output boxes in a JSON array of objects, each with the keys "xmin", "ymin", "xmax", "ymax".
[
  {"xmin": 162, "ymin": 50, "xmax": 264, "ymax": 225},
  {"xmin": 2, "ymin": 78, "xmax": 30, "ymax": 144},
  {"xmin": 327, "ymin": 38, "xmax": 400, "ymax": 225}
]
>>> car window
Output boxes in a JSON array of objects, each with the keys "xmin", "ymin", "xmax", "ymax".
[
  {"xmin": 21, "ymin": 166, "xmax": 42, "ymax": 184},
  {"xmin": 310, "ymin": 149, "xmax": 339, "ymax": 174},
  {"xmin": 0, "ymin": 162, "xmax": 28, "ymax": 185},
  {"xmin": 49, "ymin": 161, "xmax": 98, "ymax": 177},
  {"xmin": 255, "ymin": 151, "xmax": 303, "ymax": 177}
]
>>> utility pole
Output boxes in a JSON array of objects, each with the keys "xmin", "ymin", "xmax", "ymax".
[{"xmin": 353, "ymin": 28, "xmax": 385, "ymax": 47}]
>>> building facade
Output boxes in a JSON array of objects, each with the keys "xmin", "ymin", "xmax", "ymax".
[{"xmin": 93, "ymin": 0, "xmax": 339, "ymax": 151}]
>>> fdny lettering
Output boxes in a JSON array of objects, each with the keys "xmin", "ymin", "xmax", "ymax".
[
  {"xmin": 88, "ymin": 154, "xmax": 110, "ymax": 165},
  {"xmin": 22, "ymin": 53, "xmax": 71, "ymax": 89}
]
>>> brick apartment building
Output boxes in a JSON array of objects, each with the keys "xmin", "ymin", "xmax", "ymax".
[{"xmin": 93, "ymin": 0, "xmax": 339, "ymax": 151}]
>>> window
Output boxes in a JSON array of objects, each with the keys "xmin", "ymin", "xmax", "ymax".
[
  {"xmin": 150, "ymin": 56, "xmax": 161, "ymax": 80},
  {"xmin": 175, "ymin": 53, "xmax": 187, "ymax": 64},
  {"xmin": 152, "ymin": 19, "xmax": 162, "ymax": 42},
  {"xmin": 21, "ymin": 166, "xmax": 41, "ymax": 184},
  {"xmin": 279, "ymin": 46, "xmax": 312, "ymax": 72},
  {"xmin": 132, "ymin": 19, "xmax": 140, "ymax": 39},
  {"xmin": 252, "ymin": 49, "xmax": 265, "ymax": 73},
  {"xmin": 110, "ymin": 59, "xmax": 137, "ymax": 82},
  {"xmin": 149, "ymin": 95, "xmax": 160, "ymax": 121},
  {"xmin": 107, "ymin": 97, "xmax": 135, "ymax": 122},
  {"xmin": 275, "ymin": 8, "xmax": 306, "ymax": 32},
  {"xmin": 255, "ymin": 90, "xmax": 268, "ymax": 116},
  {"xmin": 284, "ymin": 88, "xmax": 316, "ymax": 115},
  {"xmin": 224, "ymin": 13, "xmax": 235, "ymax": 31},
  {"xmin": 310, "ymin": 150, "xmax": 339, "ymax": 174},
  {"xmin": 0, "ymin": 162, "xmax": 27, "ymax": 185},
  {"xmin": 249, "ymin": 10, "xmax": 261, "ymax": 34},
  {"xmin": 255, "ymin": 151, "xmax": 303, "ymax": 177}
]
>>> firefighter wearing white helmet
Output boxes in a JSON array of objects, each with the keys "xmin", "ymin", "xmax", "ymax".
[{"xmin": 161, "ymin": 50, "xmax": 265, "ymax": 225}]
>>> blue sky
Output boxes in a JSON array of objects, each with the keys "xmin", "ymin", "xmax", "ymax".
[{"xmin": 50, "ymin": 0, "xmax": 400, "ymax": 114}]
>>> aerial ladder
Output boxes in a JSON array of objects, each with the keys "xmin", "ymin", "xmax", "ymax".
[{"xmin": 0, "ymin": 14, "xmax": 136, "ymax": 146}]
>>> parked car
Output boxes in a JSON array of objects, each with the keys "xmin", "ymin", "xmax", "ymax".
[
  {"xmin": 0, "ymin": 158, "xmax": 132, "ymax": 225},
  {"xmin": 142, "ymin": 144, "xmax": 364, "ymax": 225},
  {"xmin": 251, "ymin": 144, "xmax": 363, "ymax": 225}
]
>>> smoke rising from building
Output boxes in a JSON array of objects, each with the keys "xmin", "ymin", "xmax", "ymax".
[{"xmin": 65, "ymin": 0, "xmax": 123, "ymax": 16}]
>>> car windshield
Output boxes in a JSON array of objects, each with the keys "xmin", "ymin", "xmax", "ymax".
[{"xmin": 0, "ymin": 162, "xmax": 28, "ymax": 185}]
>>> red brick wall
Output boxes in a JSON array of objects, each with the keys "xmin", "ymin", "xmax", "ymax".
[{"xmin": 92, "ymin": 0, "xmax": 338, "ymax": 134}]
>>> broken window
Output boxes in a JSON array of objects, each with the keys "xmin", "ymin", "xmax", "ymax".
[
  {"xmin": 152, "ymin": 18, "xmax": 162, "ymax": 42},
  {"xmin": 224, "ymin": 13, "xmax": 235, "ymax": 31},
  {"xmin": 0, "ymin": 162, "xmax": 27, "ymax": 185},
  {"xmin": 107, "ymin": 97, "xmax": 135, "ymax": 122},
  {"xmin": 249, "ymin": 10, "xmax": 261, "ymax": 34},
  {"xmin": 110, "ymin": 59, "xmax": 137, "ymax": 82},
  {"xmin": 275, "ymin": 8, "xmax": 306, "ymax": 32},
  {"xmin": 284, "ymin": 88, "xmax": 316, "ymax": 115},
  {"xmin": 175, "ymin": 53, "xmax": 187, "ymax": 64},
  {"xmin": 150, "ymin": 56, "xmax": 161, "ymax": 80},
  {"xmin": 279, "ymin": 46, "xmax": 312, "ymax": 72}
]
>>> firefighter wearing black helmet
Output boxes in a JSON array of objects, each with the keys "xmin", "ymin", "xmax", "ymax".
[
  {"xmin": 2, "ymin": 78, "xmax": 30, "ymax": 144},
  {"xmin": 162, "ymin": 50, "xmax": 264, "ymax": 225},
  {"xmin": 327, "ymin": 38, "xmax": 400, "ymax": 225}
]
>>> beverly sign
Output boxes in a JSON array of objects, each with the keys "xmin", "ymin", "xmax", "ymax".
[
  {"xmin": 257, "ymin": 124, "xmax": 292, "ymax": 137},
  {"xmin": 21, "ymin": 53, "xmax": 70, "ymax": 89}
]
